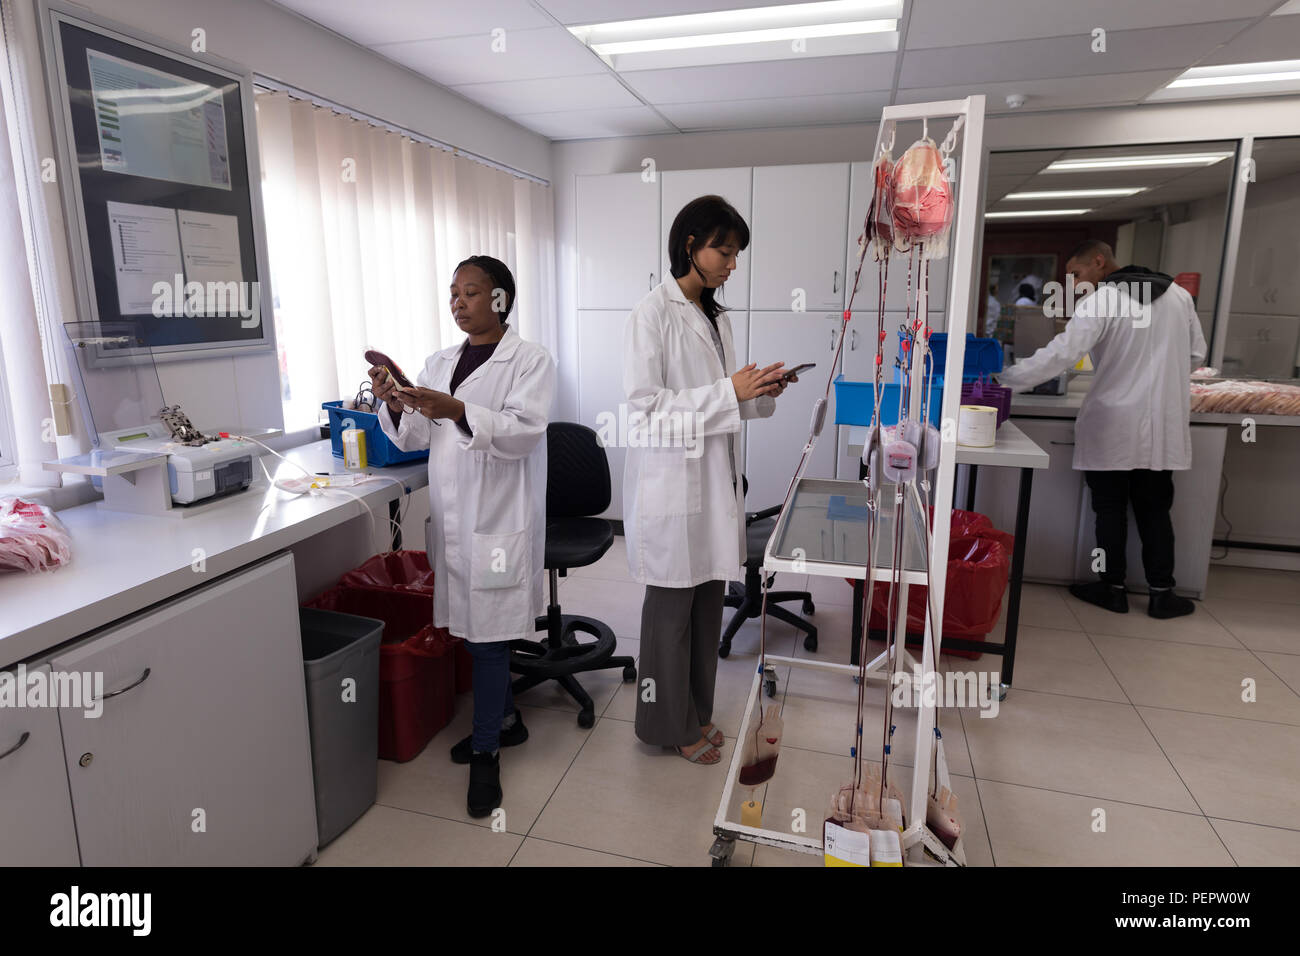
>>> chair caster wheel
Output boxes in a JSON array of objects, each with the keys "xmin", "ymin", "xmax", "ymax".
[
  {"xmin": 578, "ymin": 710, "xmax": 595, "ymax": 728},
  {"xmin": 622, "ymin": 665, "xmax": 637, "ymax": 682},
  {"xmin": 764, "ymin": 679, "xmax": 778, "ymax": 698},
  {"xmin": 803, "ymin": 599, "xmax": 815, "ymax": 615},
  {"xmin": 803, "ymin": 633, "xmax": 818, "ymax": 652},
  {"xmin": 718, "ymin": 643, "xmax": 731, "ymax": 659}
]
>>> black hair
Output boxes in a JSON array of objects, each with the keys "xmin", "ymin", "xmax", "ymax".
[
  {"xmin": 1067, "ymin": 238, "xmax": 1114, "ymax": 263},
  {"xmin": 667, "ymin": 195, "xmax": 750, "ymax": 322},
  {"xmin": 1018, "ymin": 283, "xmax": 1035, "ymax": 300},
  {"xmin": 454, "ymin": 255, "xmax": 515, "ymax": 322}
]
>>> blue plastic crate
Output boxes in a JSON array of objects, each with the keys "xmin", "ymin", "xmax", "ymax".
[
  {"xmin": 322, "ymin": 401, "xmax": 429, "ymax": 467},
  {"xmin": 897, "ymin": 332, "xmax": 1002, "ymax": 383},
  {"xmin": 833, "ymin": 375, "xmax": 942, "ymax": 428}
]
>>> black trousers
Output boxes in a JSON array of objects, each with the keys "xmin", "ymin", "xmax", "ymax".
[{"xmin": 1084, "ymin": 470, "xmax": 1176, "ymax": 589}]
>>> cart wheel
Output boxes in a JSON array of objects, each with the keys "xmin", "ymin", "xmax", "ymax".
[
  {"xmin": 709, "ymin": 836, "xmax": 736, "ymax": 867},
  {"xmin": 803, "ymin": 598, "xmax": 815, "ymax": 615},
  {"xmin": 578, "ymin": 710, "xmax": 595, "ymax": 729},
  {"xmin": 765, "ymin": 678, "xmax": 778, "ymax": 698},
  {"xmin": 803, "ymin": 632, "xmax": 818, "ymax": 652},
  {"xmin": 718, "ymin": 642, "xmax": 731, "ymax": 659},
  {"xmin": 622, "ymin": 665, "xmax": 637, "ymax": 682}
]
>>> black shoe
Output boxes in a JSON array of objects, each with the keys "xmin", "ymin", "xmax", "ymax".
[
  {"xmin": 1148, "ymin": 589, "xmax": 1195, "ymax": 619},
  {"xmin": 1069, "ymin": 581, "xmax": 1129, "ymax": 614},
  {"xmin": 467, "ymin": 751, "xmax": 502, "ymax": 818},
  {"xmin": 450, "ymin": 710, "xmax": 529, "ymax": 764}
]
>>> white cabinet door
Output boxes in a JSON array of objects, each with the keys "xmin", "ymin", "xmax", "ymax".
[
  {"xmin": 53, "ymin": 552, "xmax": 318, "ymax": 866},
  {"xmin": 845, "ymin": 161, "xmax": 950, "ymax": 316},
  {"xmin": 577, "ymin": 310, "xmax": 630, "ymax": 520},
  {"xmin": 0, "ymin": 664, "xmax": 80, "ymax": 866},
  {"xmin": 661, "ymin": 168, "xmax": 752, "ymax": 310},
  {"xmin": 746, "ymin": 312, "xmax": 842, "ymax": 508},
  {"xmin": 577, "ymin": 173, "xmax": 660, "ymax": 310},
  {"xmin": 750, "ymin": 164, "xmax": 850, "ymax": 312},
  {"xmin": 973, "ymin": 418, "xmax": 1083, "ymax": 585}
]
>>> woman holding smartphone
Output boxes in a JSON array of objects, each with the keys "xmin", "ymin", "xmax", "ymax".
[
  {"xmin": 623, "ymin": 196, "xmax": 795, "ymax": 764},
  {"xmin": 370, "ymin": 255, "xmax": 555, "ymax": 816}
]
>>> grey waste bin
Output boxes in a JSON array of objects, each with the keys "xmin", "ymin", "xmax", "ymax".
[{"xmin": 299, "ymin": 607, "xmax": 383, "ymax": 847}]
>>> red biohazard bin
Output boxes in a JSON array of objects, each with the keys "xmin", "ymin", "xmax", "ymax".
[
  {"xmin": 850, "ymin": 509, "xmax": 1014, "ymax": 660},
  {"xmin": 304, "ymin": 550, "xmax": 471, "ymax": 761}
]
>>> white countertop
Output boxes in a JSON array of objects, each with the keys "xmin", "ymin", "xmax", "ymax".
[
  {"xmin": 0, "ymin": 440, "xmax": 429, "ymax": 669},
  {"xmin": 846, "ymin": 420, "xmax": 1049, "ymax": 470},
  {"xmin": 1010, "ymin": 377, "xmax": 1300, "ymax": 426}
]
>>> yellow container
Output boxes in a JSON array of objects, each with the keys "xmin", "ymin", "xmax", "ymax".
[{"xmin": 342, "ymin": 428, "xmax": 368, "ymax": 469}]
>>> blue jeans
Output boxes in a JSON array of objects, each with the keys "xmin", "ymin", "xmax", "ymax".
[{"xmin": 465, "ymin": 640, "xmax": 515, "ymax": 752}]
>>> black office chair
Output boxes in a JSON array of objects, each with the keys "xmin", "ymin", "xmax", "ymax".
[
  {"xmin": 509, "ymin": 422, "xmax": 637, "ymax": 727},
  {"xmin": 719, "ymin": 475, "xmax": 818, "ymax": 659}
]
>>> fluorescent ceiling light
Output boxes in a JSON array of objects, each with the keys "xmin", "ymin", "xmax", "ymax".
[
  {"xmin": 591, "ymin": 20, "xmax": 894, "ymax": 55},
  {"xmin": 1272, "ymin": 0, "xmax": 1300, "ymax": 14},
  {"xmin": 1148, "ymin": 59, "xmax": 1300, "ymax": 101},
  {"xmin": 1004, "ymin": 188, "xmax": 1144, "ymax": 200},
  {"xmin": 569, "ymin": 0, "xmax": 901, "ymax": 70},
  {"xmin": 986, "ymin": 209, "xmax": 1091, "ymax": 218},
  {"xmin": 1043, "ymin": 153, "xmax": 1231, "ymax": 172}
]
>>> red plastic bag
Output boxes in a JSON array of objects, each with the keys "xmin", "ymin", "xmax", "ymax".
[
  {"xmin": 338, "ymin": 550, "xmax": 435, "ymax": 595},
  {"xmin": 850, "ymin": 509, "xmax": 1014, "ymax": 659}
]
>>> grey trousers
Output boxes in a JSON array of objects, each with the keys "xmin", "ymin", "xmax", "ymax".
[{"xmin": 634, "ymin": 580, "xmax": 725, "ymax": 748}]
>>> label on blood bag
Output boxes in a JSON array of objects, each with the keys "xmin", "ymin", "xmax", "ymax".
[{"xmin": 824, "ymin": 821, "xmax": 871, "ymax": 867}]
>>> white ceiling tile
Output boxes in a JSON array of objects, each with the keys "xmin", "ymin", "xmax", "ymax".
[
  {"xmin": 374, "ymin": 26, "xmax": 605, "ymax": 85},
  {"xmin": 508, "ymin": 105, "xmax": 674, "ymax": 139},
  {"xmin": 275, "ymin": 0, "xmax": 552, "ymax": 46},
  {"xmin": 897, "ymin": 70, "xmax": 1183, "ymax": 112},
  {"xmin": 534, "ymin": 0, "xmax": 805, "ymax": 26},
  {"xmin": 622, "ymin": 53, "xmax": 894, "ymax": 104},
  {"xmin": 905, "ymin": 0, "xmax": 1280, "ymax": 49},
  {"xmin": 658, "ymin": 91, "xmax": 888, "ymax": 131},
  {"xmin": 899, "ymin": 21, "xmax": 1247, "ymax": 88},
  {"xmin": 1197, "ymin": 13, "xmax": 1300, "ymax": 65},
  {"xmin": 452, "ymin": 74, "xmax": 641, "ymax": 114}
]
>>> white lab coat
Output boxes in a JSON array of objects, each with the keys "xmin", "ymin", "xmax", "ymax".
[
  {"xmin": 377, "ymin": 325, "xmax": 556, "ymax": 642},
  {"xmin": 998, "ymin": 282, "xmax": 1207, "ymax": 471},
  {"xmin": 623, "ymin": 278, "xmax": 776, "ymax": 588}
]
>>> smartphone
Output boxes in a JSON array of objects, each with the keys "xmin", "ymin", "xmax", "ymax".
[
  {"xmin": 781, "ymin": 362, "xmax": 816, "ymax": 381},
  {"xmin": 364, "ymin": 349, "xmax": 413, "ymax": 389}
]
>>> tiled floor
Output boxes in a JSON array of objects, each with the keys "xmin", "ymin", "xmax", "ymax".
[{"xmin": 315, "ymin": 538, "xmax": 1300, "ymax": 867}]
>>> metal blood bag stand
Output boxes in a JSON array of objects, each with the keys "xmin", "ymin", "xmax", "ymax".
[{"xmin": 709, "ymin": 95, "xmax": 986, "ymax": 868}]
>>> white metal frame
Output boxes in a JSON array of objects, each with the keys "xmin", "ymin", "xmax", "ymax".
[{"xmin": 712, "ymin": 95, "xmax": 987, "ymax": 867}]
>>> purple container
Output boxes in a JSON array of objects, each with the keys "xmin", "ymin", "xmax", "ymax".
[{"xmin": 961, "ymin": 378, "xmax": 1012, "ymax": 427}]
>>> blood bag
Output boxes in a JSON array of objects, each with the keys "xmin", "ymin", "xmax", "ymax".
[
  {"xmin": 737, "ymin": 704, "xmax": 784, "ymax": 789},
  {"xmin": 882, "ymin": 438, "xmax": 917, "ymax": 483},
  {"xmin": 865, "ymin": 153, "xmax": 894, "ymax": 262},
  {"xmin": 926, "ymin": 785, "xmax": 962, "ymax": 850},
  {"xmin": 901, "ymin": 420, "xmax": 941, "ymax": 470},
  {"xmin": 891, "ymin": 138, "xmax": 954, "ymax": 259}
]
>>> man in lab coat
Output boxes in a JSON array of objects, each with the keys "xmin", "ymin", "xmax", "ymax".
[{"xmin": 997, "ymin": 240, "xmax": 1207, "ymax": 619}]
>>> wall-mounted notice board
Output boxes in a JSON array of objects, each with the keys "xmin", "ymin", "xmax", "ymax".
[{"xmin": 41, "ymin": 3, "xmax": 276, "ymax": 362}]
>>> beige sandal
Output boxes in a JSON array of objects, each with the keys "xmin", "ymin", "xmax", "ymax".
[
  {"xmin": 701, "ymin": 724, "xmax": 725, "ymax": 748},
  {"xmin": 677, "ymin": 738, "xmax": 721, "ymax": 764}
]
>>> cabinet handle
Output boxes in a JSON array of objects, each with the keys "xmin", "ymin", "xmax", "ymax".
[
  {"xmin": 1049, "ymin": 440, "xmax": 1075, "ymax": 446},
  {"xmin": 649, "ymin": 272, "xmax": 655, "ymax": 290},
  {"xmin": 97, "ymin": 667, "xmax": 152, "ymax": 702},
  {"xmin": 833, "ymin": 270, "xmax": 839, "ymax": 294},
  {"xmin": 851, "ymin": 329, "xmax": 858, "ymax": 351},
  {"xmin": 0, "ymin": 731, "xmax": 30, "ymax": 761},
  {"xmin": 830, "ymin": 328, "xmax": 837, "ymax": 350}
]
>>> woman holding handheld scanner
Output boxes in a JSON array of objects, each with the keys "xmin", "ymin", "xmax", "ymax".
[
  {"xmin": 369, "ymin": 255, "xmax": 555, "ymax": 818},
  {"xmin": 623, "ymin": 196, "xmax": 797, "ymax": 764}
]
